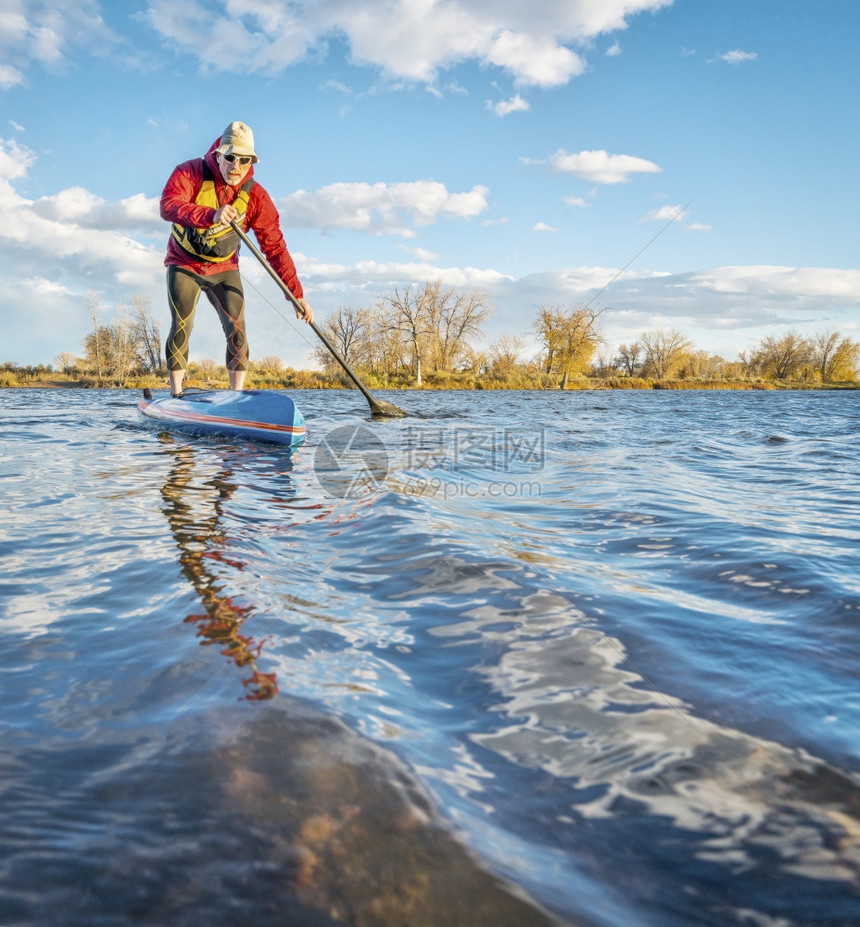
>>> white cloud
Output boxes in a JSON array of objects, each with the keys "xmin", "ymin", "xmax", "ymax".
[
  {"xmin": 144, "ymin": 0, "xmax": 674, "ymax": 87},
  {"xmin": 488, "ymin": 93, "xmax": 530, "ymax": 117},
  {"xmin": 0, "ymin": 1, "xmax": 117, "ymax": 84},
  {"xmin": 0, "ymin": 64, "xmax": 24, "ymax": 88},
  {"xmin": 533, "ymin": 222, "xmax": 557, "ymax": 232},
  {"xmin": 301, "ymin": 256, "xmax": 513, "ymax": 291},
  {"xmin": 400, "ymin": 245, "xmax": 440, "ymax": 261},
  {"xmin": 1, "ymin": 276, "xmax": 89, "ymax": 363},
  {"xmin": 483, "ymin": 30, "xmax": 586, "ymax": 86},
  {"xmin": 548, "ymin": 148, "xmax": 662, "ymax": 184},
  {"xmin": 720, "ymin": 49, "xmax": 757, "ymax": 64},
  {"xmin": 689, "ymin": 266, "xmax": 860, "ymax": 299},
  {"xmin": 643, "ymin": 203, "xmax": 689, "ymax": 222},
  {"xmin": 31, "ymin": 187, "xmax": 162, "ymax": 232},
  {"xmin": 278, "ymin": 180, "xmax": 490, "ymax": 237},
  {"xmin": 0, "ymin": 138, "xmax": 164, "ymax": 307},
  {"xmin": 320, "ymin": 78, "xmax": 352, "ymax": 95},
  {"xmin": 0, "ymin": 141, "xmax": 497, "ymax": 368},
  {"xmin": 494, "ymin": 264, "xmax": 860, "ymax": 358},
  {"xmin": 606, "ymin": 41, "xmax": 622, "ymax": 56},
  {"xmin": 563, "ymin": 196, "xmax": 591, "ymax": 208},
  {"xmin": 2, "ymin": 134, "xmax": 858, "ymax": 369},
  {"xmin": 0, "ymin": 138, "xmax": 35, "ymax": 180}
]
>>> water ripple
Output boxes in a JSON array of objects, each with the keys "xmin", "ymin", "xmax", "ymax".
[{"xmin": 2, "ymin": 388, "xmax": 860, "ymax": 926}]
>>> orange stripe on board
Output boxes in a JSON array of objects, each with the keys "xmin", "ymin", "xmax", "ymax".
[{"xmin": 141, "ymin": 402, "xmax": 305, "ymax": 436}]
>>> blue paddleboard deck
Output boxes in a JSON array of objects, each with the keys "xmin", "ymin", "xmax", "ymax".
[{"xmin": 137, "ymin": 389, "xmax": 306, "ymax": 446}]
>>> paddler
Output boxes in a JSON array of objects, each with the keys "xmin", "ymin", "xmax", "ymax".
[{"xmin": 159, "ymin": 121, "xmax": 313, "ymax": 397}]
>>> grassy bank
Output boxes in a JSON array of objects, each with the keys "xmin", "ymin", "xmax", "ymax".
[{"xmin": 3, "ymin": 370, "xmax": 858, "ymax": 392}]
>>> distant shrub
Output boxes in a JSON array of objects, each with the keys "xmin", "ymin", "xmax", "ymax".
[
  {"xmin": 653, "ymin": 379, "xmax": 776, "ymax": 390},
  {"xmin": 603, "ymin": 377, "xmax": 652, "ymax": 390}
]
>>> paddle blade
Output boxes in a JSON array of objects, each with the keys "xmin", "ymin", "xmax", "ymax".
[{"xmin": 369, "ymin": 398, "xmax": 408, "ymax": 418}]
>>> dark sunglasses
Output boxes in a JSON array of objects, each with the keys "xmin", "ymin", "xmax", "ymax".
[{"xmin": 222, "ymin": 154, "xmax": 252, "ymax": 165}]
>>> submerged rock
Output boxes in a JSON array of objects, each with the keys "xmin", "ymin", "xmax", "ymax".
[{"xmin": 216, "ymin": 704, "xmax": 570, "ymax": 927}]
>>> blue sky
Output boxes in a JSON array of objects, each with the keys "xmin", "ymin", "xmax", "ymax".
[{"xmin": 2, "ymin": 0, "xmax": 858, "ymax": 371}]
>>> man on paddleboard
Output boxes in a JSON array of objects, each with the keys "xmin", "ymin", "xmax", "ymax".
[{"xmin": 160, "ymin": 121, "xmax": 313, "ymax": 396}]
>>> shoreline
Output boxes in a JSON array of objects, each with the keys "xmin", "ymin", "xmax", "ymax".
[{"xmin": 3, "ymin": 380, "xmax": 858, "ymax": 392}]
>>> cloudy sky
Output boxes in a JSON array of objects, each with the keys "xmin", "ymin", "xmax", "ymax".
[{"xmin": 2, "ymin": 0, "xmax": 858, "ymax": 370}]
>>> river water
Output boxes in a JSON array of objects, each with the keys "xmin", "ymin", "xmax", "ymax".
[{"xmin": 2, "ymin": 387, "xmax": 859, "ymax": 926}]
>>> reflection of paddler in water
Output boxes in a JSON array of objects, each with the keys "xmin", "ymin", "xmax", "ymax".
[
  {"xmin": 159, "ymin": 440, "xmax": 294, "ymax": 701},
  {"xmin": 152, "ymin": 446, "xmax": 565, "ymax": 924}
]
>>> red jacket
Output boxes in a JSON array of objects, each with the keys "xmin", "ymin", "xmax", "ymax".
[{"xmin": 160, "ymin": 139, "xmax": 304, "ymax": 300}]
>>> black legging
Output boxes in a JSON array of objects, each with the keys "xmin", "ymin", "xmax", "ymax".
[{"xmin": 165, "ymin": 265, "xmax": 249, "ymax": 372}]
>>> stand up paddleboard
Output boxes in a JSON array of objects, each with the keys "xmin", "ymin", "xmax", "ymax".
[{"xmin": 138, "ymin": 388, "xmax": 306, "ymax": 446}]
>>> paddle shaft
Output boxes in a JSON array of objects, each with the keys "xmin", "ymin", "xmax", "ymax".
[{"xmin": 229, "ymin": 221, "xmax": 406, "ymax": 418}]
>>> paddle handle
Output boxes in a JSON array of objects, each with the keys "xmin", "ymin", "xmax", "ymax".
[{"xmin": 229, "ymin": 220, "xmax": 382, "ymax": 407}]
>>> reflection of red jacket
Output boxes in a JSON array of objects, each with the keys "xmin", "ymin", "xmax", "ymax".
[{"xmin": 160, "ymin": 139, "xmax": 303, "ymax": 300}]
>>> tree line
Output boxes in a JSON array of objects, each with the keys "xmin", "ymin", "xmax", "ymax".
[
  {"xmin": 2, "ymin": 281, "xmax": 858, "ymax": 388},
  {"xmin": 49, "ymin": 292, "xmax": 165, "ymax": 387},
  {"xmin": 601, "ymin": 328, "xmax": 860, "ymax": 384},
  {"xmin": 312, "ymin": 280, "xmax": 492, "ymax": 386},
  {"xmin": 314, "ymin": 282, "xmax": 859, "ymax": 386}
]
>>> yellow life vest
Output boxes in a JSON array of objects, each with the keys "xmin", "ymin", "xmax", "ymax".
[{"xmin": 171, "ymin": 162, "xmax": 255, "ymax": 263}]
